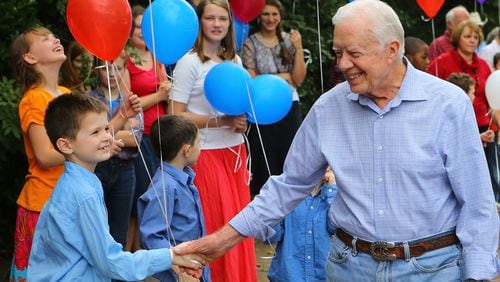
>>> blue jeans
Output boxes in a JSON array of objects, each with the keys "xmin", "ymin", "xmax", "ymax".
[
  {"xmin": 95, "ymin": 158, "xmax": 135, "ymax": 248},
  {"xmin": 326, "ymin": 234, "xmax": 464, "ymax": 281},
  {"xmin": 132, "ymin": 135, "xmax": 160, "ymax": 215}
]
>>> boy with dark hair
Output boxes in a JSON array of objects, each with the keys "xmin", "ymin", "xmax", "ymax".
[
  {"xmin": 404, "ymin": 36, "xmax": 429, "ymax": 71},
  {"xmin": 28, "ymin": 93, "xmax": 204, "ymax": 281},
  {"xmin": 138, "ymin": 115, "xmax": 210, "ymax": 282}
]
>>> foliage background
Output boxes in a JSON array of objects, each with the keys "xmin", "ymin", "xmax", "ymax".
[{"xmin": 0, "ymin": 0, "xmax": 498, "ymax": 272}]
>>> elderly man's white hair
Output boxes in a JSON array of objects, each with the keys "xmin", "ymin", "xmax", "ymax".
[
  {"xmin": 445, "ymin": 6, "xmax": 467, "ymax": 24},
  {"xmin": 331, "ymin": 0, "xmax": 405, "ymax": 60}
]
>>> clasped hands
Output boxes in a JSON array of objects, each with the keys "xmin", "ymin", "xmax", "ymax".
[{"xmin": 172, "ymin": 224, "xmax": 247, "ymax": 278}]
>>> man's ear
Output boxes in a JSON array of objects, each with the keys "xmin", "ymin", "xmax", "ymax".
[
  {"xmin": 56, "ymin": 137, "xmax": 73, "ymax": 155},
  {"xmin": 22, "ymin": 53, "xmax": 38, "ymax": 65},
  {"xmin": 387, "ymin": 39, "xmax": 401, "ymax": 62}
]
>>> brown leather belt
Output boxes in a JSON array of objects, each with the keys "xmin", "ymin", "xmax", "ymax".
[{"xmin": 335, "ymin": 228, "xmax": 459, "ymax": 261}]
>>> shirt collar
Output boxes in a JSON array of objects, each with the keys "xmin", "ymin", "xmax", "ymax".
[
  {"xmin": 318, "ymin": 183, "xmax": 337, "ymax": 200},
  {"xmin": 161, "ymin": 162, "xmax": 196, "ymax": 186},
  {"xmin": 64, "ymin": 161, "xmax": 102, "ymax": 189},
  {"xmin": 346, "ymin": 58, "xmax": 430, "ymax": 107}
]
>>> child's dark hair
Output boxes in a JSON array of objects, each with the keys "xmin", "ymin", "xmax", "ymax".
[
  {"xmin": 404, "ymin": 36, "xmax": 426, "ymax": 56},
  {"xmin": 45, "ymin": 93, "xmax": 108, "ymax": 153},
  {"xmin": 494, "ymin": 52, "xmax": 500, "ymax": 69},
  {"xmin": 150, "ymin": 115, "xmax": 198, "ymax": 162},
  {"xmin": 10, "ymin": 26, "xmax": 53, "ymax": 94},
  {"xmin": 447, "ymin": 72, "xmax": 475, "ymax": 93}
]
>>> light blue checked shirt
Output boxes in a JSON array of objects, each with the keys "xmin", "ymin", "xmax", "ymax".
[{"xmin": 230, "ymin": 62, "xmax": 500, "ymax": 279}]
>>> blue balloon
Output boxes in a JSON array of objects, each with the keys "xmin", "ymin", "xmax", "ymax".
[
  {"xmin": 247, "ymin": 75, "xmax": 293, "ymax": 125},
  {"xmin": 233, "ymin": 15, "xmax": 249, "ymax": 51},
  {"xmin": 142, "ymin": 0, "xmax": 198, "ymax": 65},
  {"xmin": 204, "ymin": 62, "xmax": 252, "ymax": 115}
]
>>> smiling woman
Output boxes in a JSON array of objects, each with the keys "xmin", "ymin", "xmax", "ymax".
[{"xmin": 242, "ymin": 0, "xmax": 306, "ymax": 196}]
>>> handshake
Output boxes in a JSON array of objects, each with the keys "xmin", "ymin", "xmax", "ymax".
[{"xmin": 171, "ymin": 224, "xmax": 246, "ymax": 279}]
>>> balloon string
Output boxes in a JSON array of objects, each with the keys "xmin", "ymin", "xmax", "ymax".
[
  {"xmin": 431, "ymin": 18, "xmax": 439, "ymax": 76},
  {"xmin": 104, "ymin": 62, "xmax": 116, "ymax": 139},
  {"xmin": 145, "ymin": 0, "xmax": 175, "ymax": 250},
  {"xmin": 245, "ymin": 80, "xmax": 272, "ymax": 178},
  {"xmin": 316, "ymin": 0, "xmax": 324, "ymax": 92},
  {"xmin": 243, "ymin": 133, "xmax": 252, "ymax": 186}
]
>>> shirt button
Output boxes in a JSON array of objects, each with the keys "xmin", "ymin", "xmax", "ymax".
[
  {"xmin": 310, "ymin": 205, "xmax": 314, "ymax": 209},
  {"xmin": 308, "ymin": 230, "xmax": 312, "ymax": 234},
  {"xmin": 376, "ymin": 177, "xmax": 384, "ymax": 183},
  {"xmin": 376, "ymin": 145, "xmax": 383, "ymax": 152},
  {"xmin": 307, "ymin": 256, "xmax": 311, "ymax": 259},
  {"xmin": 379, "ymin": 115, "xmax": 384, "ymax": 119},
  {"xmin": 378, "ymin": 210, "xmax": 384, "ymax": 216}
]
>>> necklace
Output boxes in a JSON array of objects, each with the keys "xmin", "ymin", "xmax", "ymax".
[{"xmin": 257, "ymin": 33, "xmax": 278, "ymax": 47}]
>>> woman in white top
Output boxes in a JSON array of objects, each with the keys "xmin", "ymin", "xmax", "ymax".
[{"xmin": 168, "ymin": 0, "xmax": 257, "ymax": 281}]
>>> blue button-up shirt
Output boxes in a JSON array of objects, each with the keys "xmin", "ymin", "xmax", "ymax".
[
  {"xmin": 137, "ymin": 162, "xmax": 210, "ymax": 282},
  {"xmin": 268, "ymin": 183, "xmax": 337, "ymax": 282},
  {"xmin": 230, "ymin": 63, "xmax": 500, "ymax": 279},
  {"xmin": 28, "ymin": 161, "xmax": 172, "ymax": 281}
]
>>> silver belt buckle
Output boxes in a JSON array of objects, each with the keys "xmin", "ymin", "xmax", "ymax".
[{"xmin": 370, "ymin": 241, "xmax": 397, "ymax": 261}]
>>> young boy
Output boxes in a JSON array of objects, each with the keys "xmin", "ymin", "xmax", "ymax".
[
  {"xmin": 27, "ymin": 93, "xmax": 204, "ymax": 281},
  {"xmin": 447, "ymin": 72, "xmax": 495, "ymax": 144},
  {"xmin": 404, "ymin": 36, "xmax": 430, "ymax": 71},
  {"xmin": 267, "ymin": 168, "xmax": 337, "ymax": 282},
  {"xmin": 137, "ymin": 115, "xmax": 210, "ymax": 282}
]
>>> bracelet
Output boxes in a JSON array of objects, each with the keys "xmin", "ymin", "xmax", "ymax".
[{"xmin": 119, "ymin": 109, "xmax": 127, "ymax": 120}]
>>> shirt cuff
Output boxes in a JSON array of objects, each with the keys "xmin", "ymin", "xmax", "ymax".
[
  {"xmin": 147, "ymin": 248, "xmax": 173, "ymax": 274},
  {"xmin": 229, "ymin": 208, "xmax": 276, "ymax": 241},
  {"xmin": 464, "ymin": 251, "xmax": 500, "ymax": 280}
]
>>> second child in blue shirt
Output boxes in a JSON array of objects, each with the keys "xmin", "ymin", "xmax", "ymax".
[
  {"xmin": 267, "ymin": 168, "xmax": 337, "ymax": 282},
  {"xmin": 137, "ymin": 115, "xmax": 210, "ymax": 282}
]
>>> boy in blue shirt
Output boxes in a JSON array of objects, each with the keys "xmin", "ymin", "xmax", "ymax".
[
  {"xmin": 267, "ymin": 168, "xmax": 337, "ymax": 282},
  {"xmin": 28, "ymin": 93, "xmax": 204, "ymax": 281},
  {"xmin": 137, "ymin": 115, "xmax": 210, "ymax": 282}
]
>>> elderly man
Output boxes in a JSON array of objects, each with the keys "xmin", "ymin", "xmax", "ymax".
[
  {"xmin": 176, "ymin": 0, "xmax": 499, "ymax": 281},
  {"xmin": 479, "ymin": 27, "xmax": 500, "ymax": 71},
  {"xmin": 428, "ymin": 5, "xmax": 470, "ymax": 61}
]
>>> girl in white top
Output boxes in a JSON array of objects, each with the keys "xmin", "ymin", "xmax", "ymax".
[{"xmin": 168, "ymin": 0, "xmax": 257, "ymax": 281}]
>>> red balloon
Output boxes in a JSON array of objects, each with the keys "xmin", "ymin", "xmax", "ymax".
[
  {"xmin": 66, "ymin": 0, "xmax": 132, "ymax": 61},
  {"xmin": 416, "ymin": 0, "xmax": 445, "ymax": 19},
  {"xmin": 230, "ymin": 0, "xmax": 265, "ymax": 23}
]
